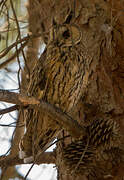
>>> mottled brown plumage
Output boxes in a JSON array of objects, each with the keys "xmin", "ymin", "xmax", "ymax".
[{"xmin": 19, "ymin": 23, "xmax": 85, "ymax": 161}]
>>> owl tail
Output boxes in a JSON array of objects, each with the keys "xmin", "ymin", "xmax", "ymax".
[
  {"xmin": 19, "ymin": 119, "xmax": 34, "ymax": 163},
  {"xmin": 33, "ymin": 127, "xmax": 61, "ymax": 157},
  {"xmin": 19, "ymin": 128, "xmax": 60, "ymax": 163},
  {"xmin": 19, "ymin": 112, "xmax": 61, "ymax": 163},
  {"xmin": 32, "ymin": 111, "xmax": 61, "ymax": 158}
]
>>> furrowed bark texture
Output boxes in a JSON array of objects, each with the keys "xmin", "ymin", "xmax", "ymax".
[{"xmin": 36, "ymin": 0, "xmax": 124, "ymax": 180}]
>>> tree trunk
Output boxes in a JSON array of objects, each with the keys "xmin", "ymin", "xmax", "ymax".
[{"xmin": 37, "ymin": 0, "xmax": 124, "ymax": 179}]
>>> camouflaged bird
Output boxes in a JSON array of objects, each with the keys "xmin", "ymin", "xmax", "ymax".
[{"xmin": 19, "ymin": 22, "xmax": 86, "ymax": 162}]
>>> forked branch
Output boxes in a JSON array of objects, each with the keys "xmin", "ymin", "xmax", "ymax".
[{"xmin": 0, "ymin": 89, "xmax": 85, "ymax": 139}]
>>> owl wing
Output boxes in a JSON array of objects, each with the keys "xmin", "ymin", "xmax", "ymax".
[{"xmin": 19, "ymin": 51, "xmax": 47, "ymax": 161}]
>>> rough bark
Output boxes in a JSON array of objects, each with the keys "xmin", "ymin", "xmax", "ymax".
[{"xmin": 36, "ymin": 0, "xmax": 124, "ymax": 179}]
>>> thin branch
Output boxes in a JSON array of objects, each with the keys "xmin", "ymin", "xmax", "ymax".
[
  {"xmin": 0, "ymin": 152, "xmax": 55, "ymax": 167},
  {"xmin": 0, "ymin": 0, "xmax": 7, "ymax": 16},
  {"xmin": 10, "ymin": 0, "xmax": 28, "ymax": 82},
  {"xmin": 0, "ymin": 36, "xmax": 29, "ymax": 58},
  {"xmin": 31, "ymin": 101, "xmax": 85, "ymax": 138},
  {"xmin": 0, "ymin": 89, "xmax": 40, "ymax": 105},
  {"xmin": 24, "ymin": 135, "xmax": 70, "ymax": 179},
  {"xmin": 0, "ymin": 33, "xmax": 41, "ymax": 60},
  {"xmin": 0, "ymin": 41, "xmax": 27, "ymax": 69},
  {"xmin": 0, "ymin": 105, "xmax": 19, "ymax": 115},
  {"xmin": 0, "ymin": 25, "xmax": 28, "ymax": 33},
  {"xmin": 16, "ymin": 44, "xmax": 21, "ymax": 89},
  {"xmin": 0, "ymin": 89, "xmax": 85, "ymax": 138},
  {"xmin": 10, "ymin": 0, "xmax": 21, "ymax": 38}
]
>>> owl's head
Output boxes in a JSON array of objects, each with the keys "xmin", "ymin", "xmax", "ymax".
[{"xmin": 49, "ymin": 23, "xmax": 82, "ymax": 47}]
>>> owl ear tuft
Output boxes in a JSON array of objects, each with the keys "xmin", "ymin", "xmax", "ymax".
[
  {"xmin": 52, "ymin": 18, "xmax": 57, "ymax": 26},
  {"xmin": 65, "ymin": 11, "xmax": 73, "ymax": 24}
]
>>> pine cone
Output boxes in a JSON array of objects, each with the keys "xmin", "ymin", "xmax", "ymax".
[
  {"xmin": 88, "ymin": 118, "xmax": 120, "ymax": 150},
  {"xmin": 62, "ymin": 118, "xmax": 122, "ymax": 179}
]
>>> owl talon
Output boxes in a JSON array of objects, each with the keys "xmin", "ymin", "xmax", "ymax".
[
  {"xmin": 19, "ymin": 150, "xmax": 27, "ymax": 159},
  {"xmin": 24, "ymin": 156, "xmax": 34, "ymax": 163}
]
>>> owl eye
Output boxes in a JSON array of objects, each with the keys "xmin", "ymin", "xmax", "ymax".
[{"xmin": 62, "ymin": 30, "xmax": 70, "ymax": 39}]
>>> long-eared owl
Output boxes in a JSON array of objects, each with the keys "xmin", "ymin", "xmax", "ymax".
[{"xmin": 19, "ymin": 20, "xmax": 85, "ymax": 162}]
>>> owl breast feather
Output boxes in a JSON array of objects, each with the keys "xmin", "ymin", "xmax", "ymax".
[{"xmin": 43, "ymin": 45, "xmax": 84, "ymax": 112}]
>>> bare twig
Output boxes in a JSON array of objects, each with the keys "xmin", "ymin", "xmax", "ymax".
[
  {"xmin": 0, "ymin": 105, "xmax": 19, "ymax": 115},
  {"xmin": 0, "ymin": 89, "xmax": 85, "ymax": 138},
  {"xmin": 72, "ymin": 138, "xmax": 89, "ymax": 175},
  {"xmin": 0, "ymin": 0, "xmax": 7, "ymax": 16},
  {"xmin": 10, "ymin": 0, "xmax": 21, "ymax": 38},
  {"xmin": 31, "ymin": 101, "xmax": 85, "ymax": 138},
  {"xmin": 3, "ymin": 3, "xmax": 10, "ymax": 48},
  {"xmin": 24, "ymin": 136, "xmax": 71, "ymax": 179},
  {"xmin": 0, "ymin": 34, "xmax": 41, "ymax": 59},
  {"xmin": 0, "ymin": 42, "xmax": 27, "ymax": 69},
  {"xmin": 0, "ymin": 36, "xmax": 28, "ymax": 58},
  {"xmin": 0, "ymin": 41, "xmax": 27, "ymax": 69},
  {"xmin": 0, "ymin": 122, "xmax": 24, "ymax": 128},
  {"xmin": 10, "ymin": 0, "xmax": 31, "ymax": 83},
  {"xmin": 0, "ymin": 25, "xmax": 28, "ymax": 33},
  {"xmin": 0, "ymin": 89, "xmax": 40, "ymax": 105},
  {"xmin": 16, "ymin": 44, "xmax": 21, "ymax": 89},
  {"xmin": 0, "ymin": 152, "xmax": 55, "ymax": 167}
]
